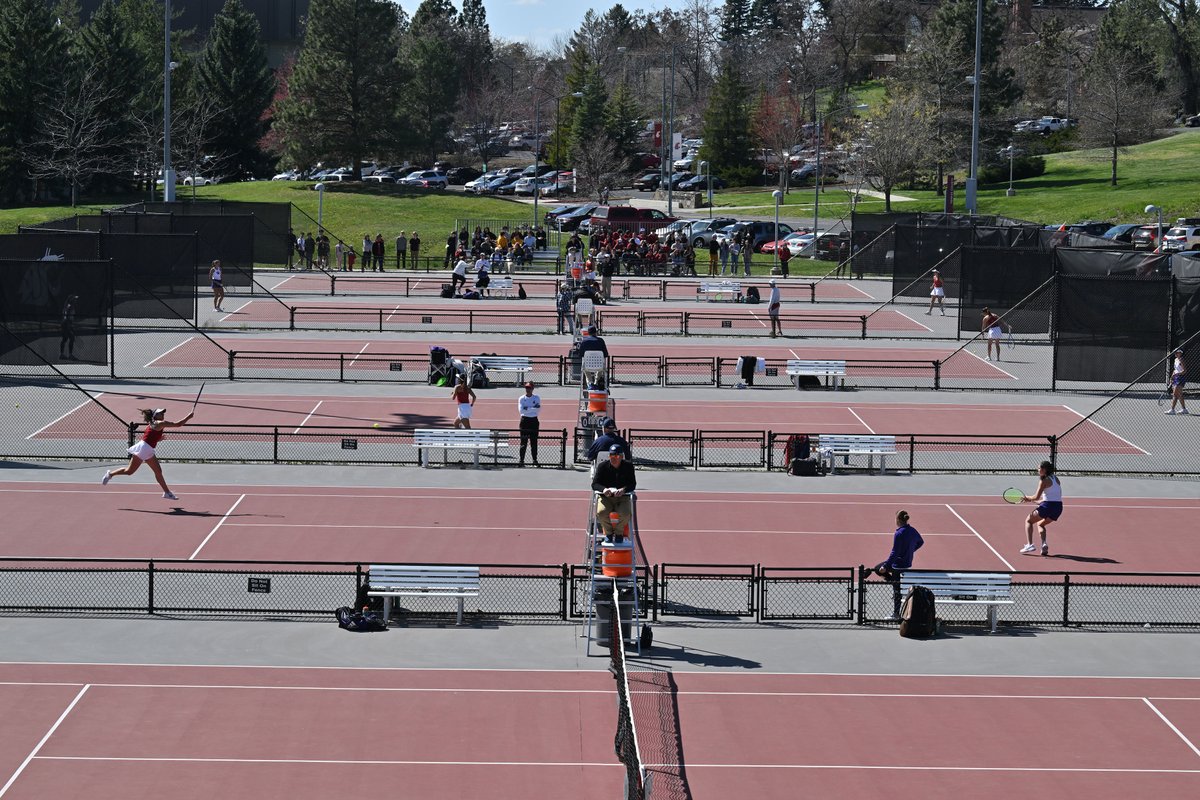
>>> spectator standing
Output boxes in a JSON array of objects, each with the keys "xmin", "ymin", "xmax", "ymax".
[
  {"xmin": 592, "ymin": 446, "xmax": 636, "ymax": 543},
  {"xmin": 335, "ymin": 240, "xmax": 345, "ymax": 271},
  {"xmin": 729, "ymin": 237, "xmax": 741, "ymax": 276},
  {"xmin": 556, "ymin": 285, "xmax": 575, "ymax": 335},
  {"xmin": 476, "ymin": 257, "xmax": 491, "ymax": 297},
  {"xmin": 741, "ymin": 232, "xmax": 753, "ymax": 276},
  {"xmin": 517, "ymin": 382, "xmax": 541, "ymax": 466},
  {"xmin": 317, "ymin": 234, "xmax": 330, "ymax": 269},
  {"xmin": 409, "ymin": 231, "xmax": 421, "ymax": 267},
  {"xmin": 361, "ymin": 234, "xmax": 371, "ymax": 272},
  {"xmin": 767, "ymin": 279, "xmax": 782, "ymax": 338},
  {"xmin": 450, "ymin": 254, "xmax": 470, "ymax": 293},
  {"xmin": 708, "ymin": 237, "xmax": 720, "ymax": 276},
  {"xmin": 304, "ymin": 232, "xmax": 316, "ymax": 270},
  {"xmin": 59, "ymin": 294, "xmax": 77, "ymax": 359},
  {"xmin": 777, "ymin": 242, "xmax": 791, "ymax": 278},
  {"xmin": 600, "ymin": 248, "xmax": 616, "ymax": 301},
  {"xmin": 372, "ymin": 234, "xmax": 385, "ymax": 271},
  {"xmin": 445, "ymin": 230, "xmax": 458, "ymax": 268},
  {"xmin": 1166, "ymin": 349, "xmax": 1189, "ymax": 415},
  {"xmin": 719, "ymin": 236, "xmax": 731, "ymax": 275},
  {"xmin": 396, "ymin": 231, "xmax": 408, "ymax": 269},
  {"xmin": 287, "ymin": 227, "xmax": 297, "ymax": 268},
  {"xmin": 835, "ymin": 237, "xmax": 850, "ymax": 278}
]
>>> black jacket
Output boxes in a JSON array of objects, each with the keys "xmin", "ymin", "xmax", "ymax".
[{"xmin": 592, "ymin": 458, "xmax": 636, "ymax": 494}]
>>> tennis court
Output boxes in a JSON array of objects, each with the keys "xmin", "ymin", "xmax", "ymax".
[{"xmin": 2, "ymin": 484, "xmax": 1195, "ymax": 574}]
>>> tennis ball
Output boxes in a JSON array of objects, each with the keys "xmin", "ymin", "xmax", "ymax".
[
  {"xmin": 372, "ymin": 423, "xmax": 380, "ymax": 428},
  {"xmin": 13, "ymin": 404, "xmax": 18, "ymax": 408}
]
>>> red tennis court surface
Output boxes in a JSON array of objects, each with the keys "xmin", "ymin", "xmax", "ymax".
[
  {"xmin": 2, "ymin": 663, "xmax": 1198, "ymax": 799},
  {"xmin": 4, "ymin": 484, "xmax": 1197, "ymax": 574},
  {"xmin": 149, "ymin": 336, "xmax": 1006, "ymax": 380},
  {"xmin": 267, "ymin": 271, "xmax": 874, "ymax": 301},
  {"xmin": 220, "ymin": 299, "xmax": 928, "ymax": 333},
  {"xmin": 37, "ymin": 393, "xmax": 1126, "ymax": 450}
]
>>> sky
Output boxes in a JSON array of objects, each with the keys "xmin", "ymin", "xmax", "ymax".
[{"xmin": 397, "ymin": 0, "xmax": 692, "ymax": 52}]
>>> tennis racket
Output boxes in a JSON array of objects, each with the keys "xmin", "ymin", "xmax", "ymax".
[
  {"xmin": 1157, "ymin": 386, "xmax": 1170, "ymax": 407},
  {"xmin": 191, "ymin": 382, "xmax": 206, "ymax": 414},
  {"xmin": 1002, "ymin": 487, "xmax": 1025, "ymax": 504},
  {"xmin": 1006, "ymin": 331, "xmax": 1016, "ymax": 350}
]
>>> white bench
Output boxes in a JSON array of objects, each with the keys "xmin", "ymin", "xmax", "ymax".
[
  {"xmin": 413, "ymin": 429, "xmax": 508, "ymax": 468},
  {"xmin": 486, "ymin": 275, "xmax": 514, "ymax": 298},
  {"xmin": 900, "ymin": 571, "xmax": 1014, "ymax": 633},
  {"xmin": 697, "ymin": 280, "xmax": 741, "ymax": 302},
  {"xmin": 468, "ymin": 355, "xmax": 532, "ymax": 386},
  {"xmin": 367, "ymin": 564, "xmax": 481, "ymax": 625},
  {"xmin": 787, "ymin": 359, "xmax": 847, "ymax": 390},
  {"xmin": 817, "ymin": 434, "xmax": 896, "ymax": 474}
]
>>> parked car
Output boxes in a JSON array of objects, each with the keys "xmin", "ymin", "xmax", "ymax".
[
  {"xmin": 514, "ymin": 175, "xmax": 558, "ymax": 196},
  {"xmin": 552, "ymin": 203, "xmax": 598, "ymax": 230},
  {"xmin": 1051, "ymin": 221, "xmax": 1112, "ymax": 238},
  {"xmin": 271, "ymin": 169, "xmax": 301, "ymax": 181},
  {"xmin": 759, "ymin": 230, "xmax": 812, "ymax": 255},
  {"xmin": 666, "ymin": 171, "xmax": 695, "ymax": 189},
  {"xmin": 790, "ymin": 162, "xmax": 839, "ymax": 183},
  {"xmin": 181, "ymin": 174, "xmax": 218, "ymax": 186},
  {"xmin": 1102, "ymin": 223, "xmax": 1142, "ymax": 243},
  {"xmin": 632, "ymin": 172, "xmax": 661, "ymax": 191},
  {"xmin": 716, "ymin": 220, "xmax": 795, "ymax": 252},
  {"xmin": 677, "ymin": 174, "xmax": 727, "ymax": 192},
  {"xmin": 588, "ymin": 205, "xmax": 677, "ymax": 233},
  {"xmin": 672, "ymin": 154, "xmax": 696, "ymax": 171},
  {"xmin": 363, "ymin": 173, "xmax": 397, "ymax": 183},
  {"xmin": 544, "ymin": 204, "xmax": 585, "ymax": 227},
  {"xmin": 633, "ymin": 152, "xmax": 661, "ymax": 169},
  {"xmin": 1131, "ymin": 225, "xmax": 1162, "ymax": 250},
  {"xmin": 447, "ymin": 166, "xmax": 483, "ymax": 185},
  {"xmin": 1161, "ymin": 225, "xmax": 1200, "ymax": 252},
  {"xmin": 401, "ymin": 170, "xmax": 448, "ymax": 189},
  {"xmin": 465, "ymin": 171, "xmax": 501, "ymax": 191},
  {"xmin": 685, "ymin": 217, "xmax": 739, "ymax": 248}
]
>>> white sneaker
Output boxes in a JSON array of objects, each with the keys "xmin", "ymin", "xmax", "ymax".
[
  {"xmin": 1041, "ymin": 544, "xmax": 1050, "ymax": 556},
  {"xmin": 162, "ymin": 491, "xmax": 178, "ymax": 500},
  {"xmin": 1020, "ymin": 544, "xmax": 1036, "ymax": 554},
  {"xmin": 1165, "ymin": 409, "xmax": 1176, "ymax": 415},
  {"xmin": 985, "ymin": 356, "xmax": 991, "ymax": 361},
  {"xmin": 101, "ymin": 470, "xmax": 111, "ymax": 486},
  {"xmin": 1180, "ymin": 409, "xmax": 1190, "ymax": 415}
]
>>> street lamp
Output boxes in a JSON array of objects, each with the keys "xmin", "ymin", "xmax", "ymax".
[
  {"xmin": 773, "ymin": 189, "xmax": 783, "ymax": 274},
  {"xmin": 1146, "ymin": 204, "xmax": 1163, "ymax": 251},
  {"xmin": 699, "ymin": 160, "xmax": 712, "ymax": 219},
  {"xmin": 530, "ymin": 87, "xmax": 583, "ymax": 228},
  {"xmin": 163, "ymin": 0, "xmax": 176, "ymax": 202},
  {"xmin": 314, "ymin": 183, "xmax": 326, "ymax": 235},
  {"xmin": 965, "ymin": 0, "xmax": 983, "ymax": 214},
  {"xmin": 1001, "ymin": 145, "xmax": 1021, "ymax": 197}
]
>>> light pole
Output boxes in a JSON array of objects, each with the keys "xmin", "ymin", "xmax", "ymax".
[
  {"xmin": 773, "ymin": 189, "xmax": 783, "ymax": 274},
  {"xmin": 1001, "ymin": 145, "xmax": 1020, "ymax": 197},
  {"xmin": 531, "ymin": 88, "xmax": 582, "ymax": 228},
  {"xmin": 315, "ymin": 183, "xmax": 326, "ymax": 235},
  {"xmin": 1146, "ymin": 204, "xmax": 1163, "ymax": 252},
  {"xmin": 965, "ymin": 0, "xmax": 983, "ymax": 214},
  {"xmin": 163, "ymin": 0, "xmax": 175, "ymax": 202},
  {"xmin": 699, "ymin": 160, "xmax": 712, "ymax": 219}
]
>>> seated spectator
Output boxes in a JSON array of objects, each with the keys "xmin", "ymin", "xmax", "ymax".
[
  {"xmin": 592, "ymin": 445, "xmax": 636, "ymax": 543},
  {"xmin": 578, "ymin": 325, "xmax": 609, "ymax": 384},
  {"xmin": 586, "ymin": 417, "xmax": 631, "ymax": 462},
  {"xmin": 872, "ymin": 510, "xmax": 925, "ymax": 617}
]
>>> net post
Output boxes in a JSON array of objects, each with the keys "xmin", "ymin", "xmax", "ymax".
[
  {"xmin": 273, "ymin": 427, "xmax": 279, "ymax": 463},
  {"xmin": 289, "ymin": 306, "xmax": 296, "ymax": 331},
  {"xmin": 227, "ymin": 350, "xmax": 235, "ymax": 380},
  {"xmin": 128, "ymin": 421, "xmax": 137, "ymax": 448},
  {"xmin": 339, "ymin": 354, "xmax": 345, "ymax": 383},
  {"xmin": 860, "ymin": 315, "xmax": 867, "ymax": 339},
  {"xmin": 378, "ymin": 309, "xmax": 383, "ymax": 333},
  {"xmin": 856, "ymin": 564, "xmax": 867, "ymax": 625},
  {"xmin": 1048, "ymin": 434, "xmax": 1057, "ymax": 465},
  {"xmin": 329, "ymin": 274, "xmax": 335, "ymax": 297},
  {"xmin": 147, "ymin": 559, "xmax": 155, "ymax": 615}
]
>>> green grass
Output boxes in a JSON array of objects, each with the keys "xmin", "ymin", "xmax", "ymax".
[{"xmin": 0, "ymin": 181, "xmax": 540, "ymax": 240}]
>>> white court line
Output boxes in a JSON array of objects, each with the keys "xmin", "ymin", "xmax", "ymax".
[
  {"xmin": 746, "ymin": 310, "xmax": 768, "ymax": 329},
  {"xmin": 218, "ymin": 300, "xmax": 252, "ymax": 322},
  {"xmin": 845, "ymin": 407, "xmax": 876, "ymax": 434},
  {"xmin": 893, "ymin": 309, "xmax": 933, "ymax": 333},
  {"xmin": 221, "ymin": 522, "xmax": 972, "ymax": 537},
  {"xmin": 1143, "ymin": 698, "xmax": 1200, "ymax": 759},
  {"xmin": 1061, "ymin": 404, "xmax": 1151, "ymax": 455},
  {"xmin": 142, "ymin": 337, "xmax": 194, "ymax": 369},
  {"xmin": 840, "ymin": 283, "xmax": 875, "ymax": 299},
  {"xmin": 267, "ymin": 275, "xmax": 295, "ymax": 291},
  {"xmin": 189, "ymin": 494, "xmax": 246, "ymax": 560},
  {"xmin": 961, "ymin": 348, "xmax": 1018, "ymax": 379},
  {"xmin": 382, "ymin": 304, "xmax": 404, "ymax": 323},
  {"xmin": 291, "ymin": 401, "xmax": 324, "ymax": 435},
  {"xmin": 25, "ymin": 395, "xmax": 103, "ymax": 440},
  {"xmin": 345, "ymin": 342, "xmax": 371, "ymax": 369},
  {"xmin": 945, "ymin": 503, "xmax": 1016, "ymax": 571},
  {"xmin": 0, "ymin": 684, "xmax": 89, "ymax": 799},
  {"xmin": 659, "ymin": 764, "xmax": 1200, "ymax": 774}
]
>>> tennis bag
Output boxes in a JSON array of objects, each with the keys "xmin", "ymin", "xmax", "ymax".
[
  {"xmin": 784, "ymin": 434, "xmax": 811, "ymax": 462},
  {"xmin": 336, "ymin": 606, "xmax": 388, "ymax": 632},
  {"xmin": 517, "ymin": 283, "xmax": 528, "ymax": 300},
  {"xmin": 744, "ymin": 285, "xmax": 761, "ymax": 304},
  {"xmin": 899, "ymin": 585, "xmax": 937, "ymax": 639},
  {"xmin": 788, "ymin": 457, "xmax": 819, "ymax": 476}
]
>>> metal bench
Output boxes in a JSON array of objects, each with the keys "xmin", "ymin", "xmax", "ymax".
[
  {"xmin": 900, "ymin": 571, "xmax": 1014, "ymax": 633},
  {"xmin": 486, "ymin": 275, "xmax": 515, "ymax": 298},
  {"xmin": 696, "ymin": 280, "xmax": 741, "ymax": 302},
  {"xmin": 786, "ymin": 359, "xmax": 848, "ymax": 390},
  {"xmin": 468, "ymin": 355, "xmax": 533, "ymax": 386},
  {"xmin": 413, "ymin": 429, "xmax": 508, "ymax": 468},
  {"xmin": 816, "ymin": 434, "xmax": 896, "ymax": 474},
  {"xmin": 367, "ymin": 564, "xmax": 481, "ymax": 625}
]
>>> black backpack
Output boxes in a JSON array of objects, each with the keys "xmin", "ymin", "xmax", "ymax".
[
  {"xmin": 899, "ymin": 586, "xmax": 937, "ymax": 638},
  {"xmin": 336, "ymin": 606, "xmax": 388, "ymax": 632},
  {"xmin": 784, "ymin": 434, "xmax": 811, "ymax": 462},
  {"xmin": 745, "ymin": 285, "xmax": 760, "ymax": 304},
  {"xmin": 517, "ymin": 283, "xmax": 528, "ymax": 300}
]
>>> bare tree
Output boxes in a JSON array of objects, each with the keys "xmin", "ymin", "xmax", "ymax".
[
  {"xmin": 172, "ymin": 91, "xmax": 233, "ymax": 199},
  {"xmin": 753, "ymin": 92, "xmax": 806, "ymax": 191},
  {"xmin": 26, "ymin": 66, "xmax": 123, "ymax": 207},
  {"xmin": 1075, "ymin": 47, "xmax": 1168, "ymax": 186},
  {"xmin": 861, "ymin": 93, "xmax": 933, "ymax": 211},
  {"xmin": 456, "ymin": 88, "xmax": 501, "ymax": 169},
  {"xmin": 572, "ymin": 134, "xmax": 630, "ymax": 200}
]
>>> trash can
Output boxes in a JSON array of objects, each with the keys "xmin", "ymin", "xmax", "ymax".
[
  {"xmin": 568, "ymin": 344, "xmax": 582, "ymax": 384},
  {"xmin": 594, "ymin": 584, "xmax": 635, "ymax": 645}
]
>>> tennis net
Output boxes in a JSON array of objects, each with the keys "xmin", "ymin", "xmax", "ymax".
[{"xmin": 609, "ymin": 579, "xmax": 650, "ymax": 800}]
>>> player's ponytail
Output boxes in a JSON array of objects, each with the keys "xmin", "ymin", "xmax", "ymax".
[{"xmin": 139, "ymin": 409, "xmax": 154, "ymax": 423}]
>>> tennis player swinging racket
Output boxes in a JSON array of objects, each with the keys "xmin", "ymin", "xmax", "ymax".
[
  {"xmin": 1002, "ymin": 460, "xmax": 1063, "ymax": 557},
  {"xmin": 102, "ymin": 401, "xmax": 195, "ymax": 500}
]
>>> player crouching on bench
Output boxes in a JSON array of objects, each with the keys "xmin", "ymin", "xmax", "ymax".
[{"xmin": 592, "ymin": 444, "xmax": 636, "ymax": 543}]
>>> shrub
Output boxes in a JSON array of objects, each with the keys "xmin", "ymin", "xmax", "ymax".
[{"xmin": 979, "ymin": 155, "xmax": 1046, "ymax": 185}]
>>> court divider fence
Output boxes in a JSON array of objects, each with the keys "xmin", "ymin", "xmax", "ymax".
[{"xmin": 3, "ymin": 558, "xmax": 1196, "ymax": 629}]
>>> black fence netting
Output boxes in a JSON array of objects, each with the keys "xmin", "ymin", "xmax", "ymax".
[
  {"xmin": 1173, "ymin": 255, "xmax": 1200, "ymax": 348},
  {"xmin": 957, "ymin": 248, "xmax": 1054, "ymax": 335},
  {"xmin": 0, "ymin": 259, "xmax": 111, "ymax": 366},
  {"xmin": 126, "ymin": 200, "xmax": 292, "ymax": 266},
  {"xmin": 891, "ymin": 224, "xmax": 971, "ymax": 298},
  {"xmin": 1057, "ymin": 247, "xmax": 1168, "ymax": 278},
  {"xmin": 102, "ymin": 233, "xmax": 199, "ymax": 321},
  {"xmin": 0, "ymin": 231, "xmax": 100, "ymax": 260},
  {"xmin": 1054, "ymin": 275, "xmax": 1172, "ymax": 384}
]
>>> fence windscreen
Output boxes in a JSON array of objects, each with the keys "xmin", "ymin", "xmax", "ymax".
[
  {"xmin": 1054, "ymin": 275, "xmax": 1172, "ymax": 383},
  {"xmin": 1056, "ymin": 247, "xmax": 1167, "ymax": 278},
  {"xmin": 0, "ymin": 259, "xmax": 110, "ymax": 366},
  {"xmin": 1172, "ymin": 255, "xmax": 1200, "ymax": 349},
  {"xmin": 957, "ymin": 248, "xmax": 1054, "ymax": 334},
  {"xmin": 129, "ymin": 200, "xmax": 291, "ymax": 265},
  {"xmin": 0, "ymin": 231, "xmax": 100, "ymax": 260},
  {"xmin": 101, "ymin": 233, "xmax": 198, "ymax": 320}
]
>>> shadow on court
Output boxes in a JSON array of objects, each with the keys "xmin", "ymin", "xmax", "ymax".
[{"xmin": 119, "ymin": 507, "xmax": 281, "ymax": 519}]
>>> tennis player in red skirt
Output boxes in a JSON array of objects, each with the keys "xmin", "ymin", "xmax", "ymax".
[{"xmin": 102, "ymin": 407, "xmax": 193, "ymax": 499}]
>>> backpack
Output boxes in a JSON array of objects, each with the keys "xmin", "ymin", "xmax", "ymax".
[
  {"xmin": 899, "ymin": 586, "xmax": 937, "ymax": 639},
  {"xmin": 745, "ymin": 285, "xmax": 761, "ymax": 304},
  {"xmin": 788, "ymin": 457, "xmax": 819, "ymax": 476},
  {"xmin": 336, "ymin": 606, "xmax": 388, "ymax": 632},
  {"xmin": 784, "ymin": 434, "xmax": 811, "ymax": 463},
  {"xmin": 517, "ymin": 283, "xmax": 528, "ymax": 300}
]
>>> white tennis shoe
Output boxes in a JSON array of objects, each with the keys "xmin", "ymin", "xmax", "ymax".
[
  {"xmin": 1019, "ymin": 544, "xmax": 1036, "ymax": 554},
  {"xmin": 162, "ymin": 491, "xmax": 178, "ymax": 500},
  {"xmin": 101, "ymin": 471, "xmax": 111, "ymax": 486}
]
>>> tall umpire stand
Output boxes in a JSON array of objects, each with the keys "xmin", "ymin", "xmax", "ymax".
[{"xmin": 583, "ymin": 491, "xmax": 646, "ymax": 657}]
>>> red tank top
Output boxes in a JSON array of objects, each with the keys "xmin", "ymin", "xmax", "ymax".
[
  {"xmin": 453, "ymin": 385, "xmax": 471, "ymax": 403},
  {"xmin": 142, "ymin": 425, "xmax": 165, "ymax": 447},
  {"xmin": 932, "ymin": 275, "xmax": 944, "ymax": 288}
]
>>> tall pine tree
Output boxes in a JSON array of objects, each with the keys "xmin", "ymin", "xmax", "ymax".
[
  {"xmin": 196, "ymin": 0, "xmax": 275, "ymax": 177},
  {"xmin": 275, "ymin": 0, "xmax": 405, "ymax": 176},
  {"xmin": 404, "ymin": 0, "xmax": 462, "ymax": 164},
  {"xmin": 0, "ymin": 0, "xmax": 65, "ymax": 200},
  {"xmin": 699, "ymin": 61, "xmax": 756, "ymax": 184},
  {"xmin": 75, "ymin": 0, "xmax": 144, "ymax": 187},
  {"xmin": 457, "ymin": 0, "xmax": 492, "ymax": 97}
]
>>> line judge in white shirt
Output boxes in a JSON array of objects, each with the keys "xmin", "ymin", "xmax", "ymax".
[{"xmin": 518, "ymin": 381, "xmax": 541, "ymax": 466}]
